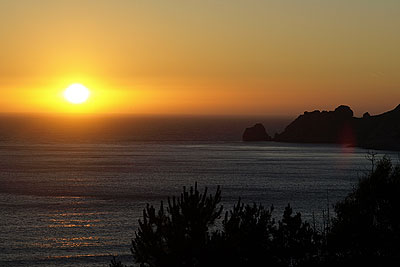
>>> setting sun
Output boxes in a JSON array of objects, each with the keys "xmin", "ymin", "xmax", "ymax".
[
  {"xmin": 64, "ymin": 83, "xmax": 90, "ymax": 104},
  {"xmin": 1, "ymin": 1, "xmax": 400, "ymax": 266}
]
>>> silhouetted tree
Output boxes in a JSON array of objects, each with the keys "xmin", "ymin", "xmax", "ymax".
[
  {"xmin": 112, "ymin": 157, "xmax": 400, "ymax": 267},
  {"xmin": 328, "ymin": 156, "xmax": 400, "ymax": 265},
  {"xmin": 111, "ymin": 185, "xmax": 325, "ymax": 267},
  {"xmin": 218, "ymin": 199, "xmax": 276, "ymax": 266},
  {"xmin": 274, "ymin": 205, "xmax": 322, "ymax": 267},
  {"xmin": 128, "ymin": 183, "xmax": 223, "ymax": 267},
  {"xmin": 212, "ymin": 201, "xmax": 321, "ymax": 266}
]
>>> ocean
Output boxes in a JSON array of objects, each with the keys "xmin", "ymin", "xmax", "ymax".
[{"xmin": 0, "ymin": 115, "xmax": 397, "ymax": 266}]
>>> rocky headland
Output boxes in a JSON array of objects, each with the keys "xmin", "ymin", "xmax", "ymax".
[{"xmin": 243, "ymin": 105, "xmax": 400, "ymax": 151}]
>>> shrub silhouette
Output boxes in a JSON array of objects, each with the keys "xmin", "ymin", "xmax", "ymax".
[
  {"xmin": 112, "ymin": 187, "xmax": 322, "ymax": 266},
  {"xmin": 328, "ymin": 156, "xmax": 400, "ymax": 264},
  {"xmin": 219, "ymin": 201, "xmax": 320, "ymax": 266},
  {"xmin": 129, "ymin": 183, "xmax": 223, "ymax": 267},
  {"xmin": 273, "ymin": 205, "xmax": 321, "ymax": 266},
  {"xmin": 218, "ymin": 200, "xmax": 276, "ymax": 266},
  {"xmin": 111, "ymin": 157, "xmax": 400, "ymax": 266}
]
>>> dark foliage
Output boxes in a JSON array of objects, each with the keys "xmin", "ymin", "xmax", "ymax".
[
  {"xmin": 110, "ymin": 256, "xmax": 125, "ymax": 267},
  {"xmin": 112, "ymin": 187, "xmax": 322, "ymax": 266},
  {"xmin": 218, "ymin": 200, "xmax": 277, "ymax": 266},
  {"xmin": 129, "ymin": 183, "xmax": 223, "ymax": 267},
  {"xmin": 273, "ymin": 205, "xmax": 322, "ymax": 266},
  {"xmin": 328, "ymin": 156, "xmax": 400, "ymax": 265},
  {"xmin": 218, "ymin": 201, "xmax": 321, "ymax": 267},
  {"xmin": 111, "ymin": 156, "xmax": 400, "ymax": 266}
]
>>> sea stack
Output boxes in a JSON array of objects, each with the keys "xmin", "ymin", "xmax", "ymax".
[{"xmin": 242, "ymin": 123, "xmax": 271, "ymax": 141}]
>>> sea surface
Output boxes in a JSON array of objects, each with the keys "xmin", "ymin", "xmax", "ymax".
[{"xmin": 0, "ymin": 115, "xmax": 398, "ymax": 266}]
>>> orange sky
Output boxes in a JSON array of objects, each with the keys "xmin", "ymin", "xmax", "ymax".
[{"xmin": 0, "ymin": 0, "xmax": 399, "ymax": 116}]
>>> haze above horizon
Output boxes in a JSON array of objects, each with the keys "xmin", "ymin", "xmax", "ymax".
[{"xmin": 0, "ymin": 0, "xmax": 399, "ymax": 116}]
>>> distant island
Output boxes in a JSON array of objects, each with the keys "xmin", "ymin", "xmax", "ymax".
[{"xmin": 243, "ymin": 104, "xmax": 400, "ymax": 151}]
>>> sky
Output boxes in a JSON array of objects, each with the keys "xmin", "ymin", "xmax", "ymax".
[{"xmin": 0, "ymin": 0, "xmax": 399, "ymax": 116}]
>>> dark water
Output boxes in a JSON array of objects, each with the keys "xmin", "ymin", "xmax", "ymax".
[{"xmin": 0, "ymin": 115, "xmax": 397, "ymax": 266}]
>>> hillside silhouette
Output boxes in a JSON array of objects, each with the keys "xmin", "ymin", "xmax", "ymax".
[{"xmin": 244, "ymin": 105, "xmax": 400, "ymax": 150}]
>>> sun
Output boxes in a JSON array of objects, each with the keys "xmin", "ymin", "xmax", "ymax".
[{"xmin": 64, "ymin": 83, "xmax": 90, "ymax": 104}]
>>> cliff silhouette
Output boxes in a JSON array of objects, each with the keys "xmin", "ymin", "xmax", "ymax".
[
  {"xmin": 354, "ymin": 104, "xmax": 400, "ymax": 150},
  {"xmin": 243, "ymin": 105, "xmax": 400, "ymax": 151}
]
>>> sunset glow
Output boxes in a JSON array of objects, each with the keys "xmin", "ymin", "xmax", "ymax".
[
  {"xmin": 0, "ymin": 1, "xmax": 399, "ymax": 116},
  {"xmin": 1, "ymin": 1, "xmax": 400, "ymax": 266}
]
